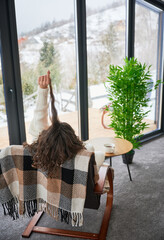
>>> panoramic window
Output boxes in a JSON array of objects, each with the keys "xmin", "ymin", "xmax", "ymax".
[
  {"xmin": 0, "ymin": 58, "xmax": 9, "ymax": 148},
  {"xmin": 15, "ymin": 0, "xmax": 78, "ymax": 143},
  {"xmin": 135, "ymin": 1, "xmax": 163, "ymax": 134},
  {"xmin": 86, "ymin": 0, "xmax": 126, "ymax": 139}
]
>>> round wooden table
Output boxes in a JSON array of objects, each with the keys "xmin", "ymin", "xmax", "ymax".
[{"xmin": 86, "ymin": 137, "xmax": 133, "ymax": 181}]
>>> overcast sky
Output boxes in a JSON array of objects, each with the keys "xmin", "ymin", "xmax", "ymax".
[{"xmin": 15, "ymin": 0, "xmax": 116, "ymax": 35}]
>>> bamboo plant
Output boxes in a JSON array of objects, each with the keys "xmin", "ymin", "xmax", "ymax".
[{"xmin": 105, "ymin": 57, "xmax": 161, "ymax": 149}]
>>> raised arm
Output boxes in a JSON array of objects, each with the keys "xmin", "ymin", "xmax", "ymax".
[{"xmin": 29, "ymin": 71, "xmax": 51, "ymax": 141}]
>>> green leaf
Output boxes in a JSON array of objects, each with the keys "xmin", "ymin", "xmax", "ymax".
[{"xmin": 105, "ymin": 57, "xmax": 153, "ymax": 149}]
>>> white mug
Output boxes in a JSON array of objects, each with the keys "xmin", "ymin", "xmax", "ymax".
[{"xmin": 104, "ymin": 143, "xmax": 115, "ymax": 153}]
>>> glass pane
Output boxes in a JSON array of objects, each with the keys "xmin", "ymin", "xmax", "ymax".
[
  {"xmin": 0, "ymin": 59, "xmax": 9, "ymax": 148},
  {"xmin": 86, "ymin": 0, "xmax": 126, "ymax": 138},
  {"xmin": 135, "ymin": 2, "xmax": 162, "ymax": 134},
  {"xmin": 15, "ymin": 0, "xmax": 78, "ymax": 143}
]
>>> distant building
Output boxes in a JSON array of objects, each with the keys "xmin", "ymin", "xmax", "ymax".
[{"xmin": 18, "ymin": 37, "xmax": 27, "ymax": 45}]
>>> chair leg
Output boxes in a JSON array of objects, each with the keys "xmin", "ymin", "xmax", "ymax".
[
  {"xmin": 22, "ymin": 212, "xmax": 99, "ymax": 239},
  {"xmin": 22, "ymin": 168, "xmax": 113, "ymax": 240},
  {"xmin": 22, "ymin": 211, "xmax": 43, "ymax": 238},
  {"xmin": 98, "ymin": 168, "xmax": 113, "ymax": 240}
]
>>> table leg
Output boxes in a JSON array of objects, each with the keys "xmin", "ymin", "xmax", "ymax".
[
  {"xmin": 126, "ymin": 163, "xmax": 132, "ymax": 181},
  {"xmin": 110, "ymin": 157, "xmax": 112, "ymax": 167}
]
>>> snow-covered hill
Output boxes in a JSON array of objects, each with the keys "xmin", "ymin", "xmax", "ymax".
[{"xmin": 19, "ymin": 5, "xmax": 125, "ymax": 67}]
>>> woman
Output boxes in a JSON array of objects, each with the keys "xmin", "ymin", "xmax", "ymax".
[
  {"xmin": 24, "ymin": 71, "xmax": 86, "ymax": 177},
  {"xmin": 25, "ymin": 71, "xmax": 105, "ymax": 177},
  {"xmin": 0, "ymin": 71, "xmax": 106, "ymax": 223}
]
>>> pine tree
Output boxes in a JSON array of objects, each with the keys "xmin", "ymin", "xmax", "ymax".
[
  {"xmin": 40, "ymin": 41, "xmax": 55, "ymax": 67},
  {"xmin": 38, "ymin": 41, "xmax": 61, "ymax": 90}
]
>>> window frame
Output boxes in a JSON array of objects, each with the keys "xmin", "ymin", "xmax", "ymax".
[
  {"xmin": 0, "ymin": 0, "xmax": 164, "ymax": 146},
  {"xmin": 0, "ymin": 0, "xmax": 25, "ymax": 145},
  {"xmin": 134, "ymin": 0, "xmax": 164, "ymax": 142}
]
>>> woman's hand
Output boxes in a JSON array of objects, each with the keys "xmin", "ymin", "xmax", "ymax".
[{"xmin": 38, "ymin": 70, "xmax": 51, "ymax": 89}]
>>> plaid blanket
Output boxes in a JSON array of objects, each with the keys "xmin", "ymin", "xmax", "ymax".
[{"xmin": 0, "ymin": 145, "xmax": 99, "ymax": 226}]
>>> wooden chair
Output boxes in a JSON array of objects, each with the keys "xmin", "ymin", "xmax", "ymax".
[{"xmin": 22, "ymin": 164, "xmax": 113, "ymax": 240}]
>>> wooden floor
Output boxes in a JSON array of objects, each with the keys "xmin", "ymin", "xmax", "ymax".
[{"xmin": 0, "ymin": 108, "xmax": 157, "ymax": 149}]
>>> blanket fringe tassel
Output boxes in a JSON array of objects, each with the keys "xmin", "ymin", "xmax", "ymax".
[
  {"xmin": 38, "ymin": 199, "xmax": 83, "ymax": 226},
  {"xmin": 2, "ymin": 198, "xmax": 19, "ymax": 220},
  {"xmin": 1, "ymin": 198, "xmax": 37, "ymax": 220},
  {"xmin": 2, "ymin": 198, "xmax": 83, "ymax": 226}
]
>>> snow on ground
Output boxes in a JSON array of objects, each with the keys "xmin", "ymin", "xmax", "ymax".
[{"xmin": 87, "ymin": 5, "xmax": 125, "ymax": 39}]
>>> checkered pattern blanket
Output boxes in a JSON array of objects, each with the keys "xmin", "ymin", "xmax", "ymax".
[{"xmin": 0, "ymin": 145, "xmax": 99, "ymax": 226}]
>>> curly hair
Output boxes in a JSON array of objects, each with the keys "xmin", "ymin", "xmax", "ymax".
[{"xmin": 24, "ymin": 82, "xmax": 84, "ymax": 177}]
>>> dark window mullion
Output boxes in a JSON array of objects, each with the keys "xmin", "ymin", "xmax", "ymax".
[
  {"xmin": 74, "ymin": 0, "xmax": 88, "ymax": 141},
  {"xmin": 7, "ymin": 0, "xmax": 26, "ymax": 144},
  {"xmin": 126, "ymin": 0, "xmax": 135, "ymax": 59},
  {"xmin": 0, "ymin": 0, "xmax": 25, "ymax": 145}
]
